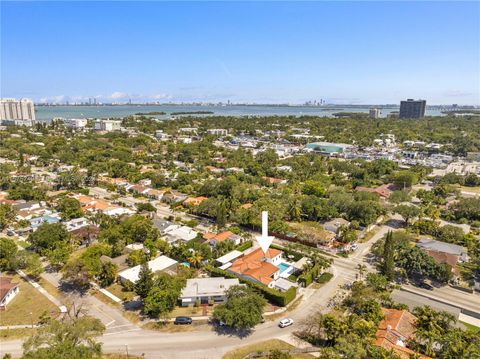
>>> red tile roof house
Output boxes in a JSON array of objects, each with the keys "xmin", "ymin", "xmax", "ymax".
[
  {"xmin": 355, "ymin": 184, "xmax": 394, "ymax": 200},
  {"xmin": 203, "ymin": 231, "xmax": 243, "ymax": 247},
  {"xmin": 416, "ymin": 238, "xmax": 468, "ymax": 277},
  {"xmin": 0, "ymin": 277, "xmax": 20, "ymax": 310},
  {"xmin": 262, "ymin": 176, "xmax": 288, "ymax": 185},
  {"xmin": 374, "ymin": 308, "xmax": 431, "ymax": 359},
  {"xmin": 228, "ymin": 248, "xmax": 282, "ymax": 288},
  {"xmin": 183, "ymin": 196, "xmax": 208, "ymax": 207}
]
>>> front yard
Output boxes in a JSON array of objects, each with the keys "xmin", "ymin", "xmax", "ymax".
[
  {"xmin": 0, "ymin": 275, "xmax": 59, "ymax": 326},
  {"xmin": 222, "ymin": 339, "xmax": 315, "ymax": 359}
]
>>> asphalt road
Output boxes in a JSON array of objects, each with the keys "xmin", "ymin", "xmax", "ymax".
[
  {"xmin": 0, "ymin": 218, "xmax": 394, "ymax": 358},
  {"xmin": 3, "ymin": 215, "xmax": 477, "ymax": 358}
]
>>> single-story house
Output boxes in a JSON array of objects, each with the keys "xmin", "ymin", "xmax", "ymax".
[
  {"xmin": 183, "ymin": 196, "xmax": 208, "ymax": 207},
  {"xmin": 179, "ymin": 277, "xmax": 240, "ymax": 306},
  {"xmin": 416, "ymin": 238, "xmax": 468, "ymax": 266},
  {"xmin": 215, "ymin": 250, "xmax": 244, "ymax": 268},
  {"xmin": 100, "ymin": 254, "xmax": 129, "ymax": 272},
  {"xmin": 162, "ymin": 190, "xmax": 188, "ymax": 204},
  {"xmin": 0, "ymin": 277, "xmax": 19, "ymax": 309},
  {"xmin": 145, "ymin": 189, "xmax": 165, "ymax": 200},
  {"xmin": 262, "ymin": 176, "xmax": 288, "ymax": 185},
  {"xmin": 64, "ymin": 217, "xmax": 90, "ymax": 232},
  {"xmin": 203, "ymin": 231, "xmax": 242, "ymax": 247},
  {"xmin": 70, "ymin": 225, "xmax": 100, "ymax": 245},
  {"xmin": 274, "ymin": 277, "xmax": 298, "ymax": 292},
  {"xmin": 374, "ymin": 308, "xmax": 430, "ymax": 359},
  {"xmin": 323, "ymin": 218, "xmax": 350, "ymax": 236},
  {"xmin": 118, "ymin": 255, "xmax": 178, "ymax": 284},
  {"xmin": 356, "ymin": 184, "xmax": 393, "ymax": 199},
  {"xmin": 29, "ymin": 213, "xmax": 61, "ymax": 230},
  {"xmin": 152, "ymin": 216, "xmax": 177, "ymax": 235},
  {"xmin": 164, "ymin": 225, "xmax": 198, "ymax": 244}
]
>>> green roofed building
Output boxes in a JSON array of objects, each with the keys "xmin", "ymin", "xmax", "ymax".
[{"xmin": 305, "ymin": 141, "xmax": 352, "ymax": 154}]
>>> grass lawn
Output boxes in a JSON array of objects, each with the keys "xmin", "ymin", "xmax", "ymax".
[
  {"xmin": 0, "ymin": 275, "xmax": 59, "ymax": 326},
  {"xmin": 460, "ymin": 321, "xmax": 480, "ymax": 332},
  {"xmin": 142, "ymin": 320, "xmax": 209, "ymax": 333},
  {"xmin": 457, "ymin": 186, "xmax": 480, "ymax": 194},
  {"xmin": 169, "ymin": 305, "xmax": 213, "ymax": 318},
  {"xmin": 0, "ymin": 327, "xmax": 36, "ymax": 340},
  {"xmin": 105, "ymin": 283, "xmax": 136, "ymax": 302},
  {"xmin": 38, "ymin": 278, "xmax": 68, "ymax": 303},
  {"xmin": 266, "ymin": 295, "xmax": 303, "ymax": 321},
  {"xmin": 222, "ymin": 339, "xmax": 315, "ymax": 359}
]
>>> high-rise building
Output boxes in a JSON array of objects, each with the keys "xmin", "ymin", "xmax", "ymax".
[
  {"xmin": 399, "ymin": 99, "xmax": 426, "ymax": 119},
  {"xmin": 0, "ymin": 98, "xmax": 36, "ymax": 126},
  {"xmin": 369, "ymin": 108, "xmax": 381, "ymax": 119}
]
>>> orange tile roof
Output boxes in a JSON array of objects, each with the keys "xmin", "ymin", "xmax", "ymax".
[
  {"xmin": 240, "ymin": 203, "xmax": 253, "ymax": 209},
  {"xmin": 184, "ymin": 196, "xmax": 208, "ymax": 206},
  {"xmin": 76, "ymin": 195, "xmax": 95, "ymax": 205},
  {"xmin": 229, "ymin": 247, "xmax": 281, "ymax": 285},
  {"xmin": 374, "ymin": 308, "xmax": 430, "ymax": 359},
  {"xmin": 203, "ymin": 232, "xmax": 216, "ymax": 240},
  {"xmin": 262, "ymin": 176, "xmax": 285, "ymax": 184}
]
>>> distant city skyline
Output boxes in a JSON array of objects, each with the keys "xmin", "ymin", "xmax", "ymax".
[{"xmin": 1, "ymin": 1, "xmax": 479, "ymax": 105}]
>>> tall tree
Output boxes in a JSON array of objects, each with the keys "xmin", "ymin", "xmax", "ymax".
[
  {"xmin": 213, "ymin": 285, "xmax": 266, "ymax": 330},
  {"xmin": 135, "ymin": 263, "xmax": 154, "ymax": 299},
  {"xmin": 382, "ymin": 231, "xmax": 395, "ymax": 281},
  {"xmin": 22, "ymin": 316, "xmax": 105, "ymax": 359}
]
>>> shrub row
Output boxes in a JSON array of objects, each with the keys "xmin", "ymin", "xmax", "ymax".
[
  {"xmin": 298, "ymin": 263, "xmax": 323, "ymax": 287},
  {"xmin": 206, "ymin": 265, "xmax": 296, "ymax": 307},
  {"xmin": 236, "ymin": 240, "xmax": 253, "ymax": 252},
  {"xmin": 317, "ymin": 272, "xmax": 333, "ymax": 284}
]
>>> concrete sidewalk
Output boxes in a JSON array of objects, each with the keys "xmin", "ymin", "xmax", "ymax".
[{"xmin": 16, "ymin": 269, "xmax": 67, "ymax": 313}]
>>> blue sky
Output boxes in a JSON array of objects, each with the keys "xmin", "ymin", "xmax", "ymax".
[{"xmin": 1, "ymin": 1, "xmax": 479, "ymax": 105}]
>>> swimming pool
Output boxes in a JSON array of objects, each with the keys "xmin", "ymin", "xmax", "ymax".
[{"xmin": 278, "ymin": 262, "xmax": 291, "ymax": 273}]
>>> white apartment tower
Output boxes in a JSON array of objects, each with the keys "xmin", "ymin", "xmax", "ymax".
[{"xmin": 0, "ymin": 98, "xmax": 36, "ymax": 126}]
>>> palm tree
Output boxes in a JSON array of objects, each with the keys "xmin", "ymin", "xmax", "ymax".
[
  {"xmin": 287, "ymin": 197, "xmax": 302, "ymax": 221},
  {"xmin": 188, "ymin": 251, "xmax": 203, "ymax": 268},
  {"xmin": 357, "ymin": 264, "xmax": 367, "ymax": 279}
]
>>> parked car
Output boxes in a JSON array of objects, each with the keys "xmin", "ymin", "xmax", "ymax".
[
  {"xmin": 174, "ymin": 316, "xmax": 193, "ymax": 325},
  {"xmin": 278, "ymin": 318, "xmax": 294, "ymax": 328},
  {"xmin": 350, "ymin": 243, "xmax": 358, "ymax": 251},
  {"xmin": 418, "ymin": 282, "xmax": 434, "ymax": 291}
]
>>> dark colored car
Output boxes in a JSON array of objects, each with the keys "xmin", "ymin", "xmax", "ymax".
[
  {"xmin": 174, "ymin": 316, "xmax": 193, "ymax": 325},
  {"xmin": 418, "ymin": 282, "xmax": 434, "ymax": 291}
]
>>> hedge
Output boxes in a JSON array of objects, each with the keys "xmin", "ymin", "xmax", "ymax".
[
  {"xmin": 317, "ymin": 272, "xmax": 333, "ymax": 284},
  {"xmin": 298, "ymin": 263, "xmax": 323, "ymax": 287},
  {"xmin": 236, "ymin": 240, "xmax": 253, "ymax": 252},
  {"xmin": 206, "ymin": 265, "xmax": 296, "ymax": 307},
  {"xmin": 270, "ymin": 244, "xmax": 304, "ymax": 261}
]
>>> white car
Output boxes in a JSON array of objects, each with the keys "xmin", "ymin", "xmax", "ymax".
[{"xmin": 278, "ymin": 318, "xmax": 294, "ymax": 328}]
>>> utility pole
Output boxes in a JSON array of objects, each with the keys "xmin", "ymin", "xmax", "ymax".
[{"xmin": 125, "ymin": 344, "xmax": 129, "ymax": 358}]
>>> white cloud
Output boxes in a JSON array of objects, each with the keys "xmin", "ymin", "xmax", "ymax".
[
  {"xmin": 110, "ymin": 91, "xmax": 128, "ymax": 99},
  {"xmin": 151, "ymin": 93, "xmax": 172, "ymax": 100}
]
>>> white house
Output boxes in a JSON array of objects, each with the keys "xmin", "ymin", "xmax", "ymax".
[
  {"xmin": 180, "ymin": 277, "xmax": 239, "ymax": 306},
  {"xmin": 64, "ymin": 217, "xmax": 90, "ymax": 232},
  {"xmin": 164, "ymin": 225, "xmax": 198, "ymax": 244},
  {"xmin": 0, "ymin": 277, "xmax": 20, "ymax": 309},
  {"xmin": 118, "ymin": 255, "xmax": 178, "ymax": 284}
]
